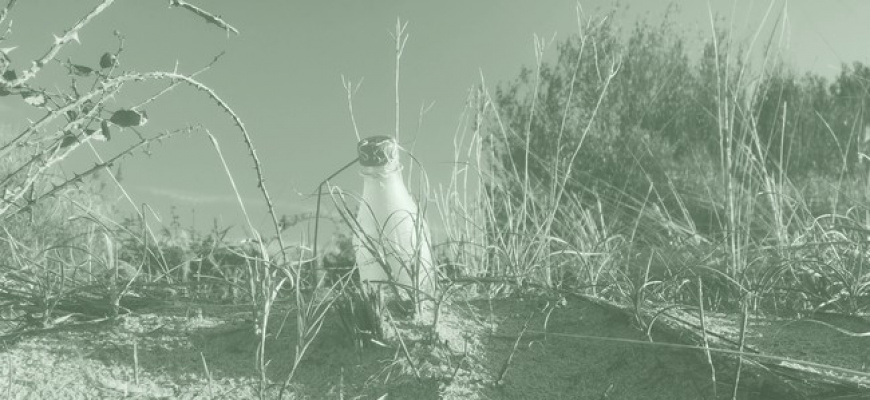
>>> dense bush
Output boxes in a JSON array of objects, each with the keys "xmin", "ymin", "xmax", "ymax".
[
  {"xmin": 490, "ymin": 8, "xmax": 870, "ymax": 241},
  {"xmin": 479, "ymin": 6, "xmax": 870, "ymax": 315}
]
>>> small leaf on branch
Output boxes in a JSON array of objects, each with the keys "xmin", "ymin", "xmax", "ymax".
[
  {"xmin": 99, "ymin": 52, "xmax": 117, "ymax": 69},
  {"xmin": 60, "ymin": 131, "xmax": 78, "ymax": 148},
  {"xmin": 0, "ymin": 70, "xmax": 13, "ymax": 95},
  {"xmin": 81, "ymin": 100, "xmax": 94, "ymax": 115},
  {"xmin": 101, "ymin": 119, "xmax": 112, "ymax": 140},
  {"xmin": 109, "ymin": 109, "xmax": 147, "ymax": 127},
  {"xmin": 69, "ymin": 63, "xmax": 94, "ymax": 77}
]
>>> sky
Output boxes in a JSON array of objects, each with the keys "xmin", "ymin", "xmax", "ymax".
[{"xmin": 1, "ymin": 0, "xmax": 869, "ymax": 243}]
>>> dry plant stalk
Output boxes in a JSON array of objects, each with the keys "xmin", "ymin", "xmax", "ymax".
[
  {"xmin": 391, "ymin": 18, "xmax": 408, "ymax": 142},
  {"xmin": 698, "ymin": 277, "xmax": 717, "ymax": 398}
]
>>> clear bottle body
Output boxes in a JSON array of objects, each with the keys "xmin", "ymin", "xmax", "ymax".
[{"xmin": 353, "ymin": 165, "xmax": 435, "ymax": 300}]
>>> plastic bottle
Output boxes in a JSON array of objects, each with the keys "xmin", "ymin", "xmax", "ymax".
[{"xmin": 353, "ymin": 135, "xmax": 435, "ymax": 306}]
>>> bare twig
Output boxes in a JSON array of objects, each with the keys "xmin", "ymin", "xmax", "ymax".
[
  {"xmin": 169, "ymin": 0, "xmax": 239, "ymax": 35},
  {"xmin": 341, "ymin": 75, "xmax": 363, "ymax": 142}
]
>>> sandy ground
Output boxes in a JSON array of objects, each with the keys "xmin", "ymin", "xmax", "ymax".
[{"xmin": 0, "ymin": 293, "xmax": 867, "ymax": 399}]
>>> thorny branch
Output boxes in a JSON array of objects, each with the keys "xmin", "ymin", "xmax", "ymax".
[
  {"xmin": 0, "ymin": 66, "xmax": 264, "ymax": 226},
  {"xmin": 0, "ymin": 83, "xmax": 123, "ymax": 202},
  {"xmin": 0, "ymin": 0, "xmax": 236, "ymax": 164},
  {"xmin": 135, "ymin": 51, "xmax": 225, "ymax": 111},
  {"xmin": 9, "ymin": 127, "xmax": 198, "ymax": 219},
  {"xmin": 8, "ymin": 0, "xmax": 116, "ymax": 88}
]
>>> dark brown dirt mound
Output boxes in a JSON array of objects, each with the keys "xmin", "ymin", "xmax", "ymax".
[{"xmin": 473, "ymin": 296, "xmax": 727, "ymax": 399}]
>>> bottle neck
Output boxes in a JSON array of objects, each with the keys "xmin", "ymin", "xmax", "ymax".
[{"xmin": 359, "ymin": 163, "xmax": 404, "ymax": 181}]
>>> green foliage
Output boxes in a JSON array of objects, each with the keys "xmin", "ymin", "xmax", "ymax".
[
  {"xmin": 751, "ymin": 62, "xmax": 870, "ymax": 177},
  {"xmin": 490, "ymin": 9, "xmax": 711, "ymax": 240},
  {"xmin": 491, "ymin": 7, "xmax": 870, "ymax": 232},
  {"xmin": 484, "ymin": 5, "xmax": 870, "ymax": 316}
]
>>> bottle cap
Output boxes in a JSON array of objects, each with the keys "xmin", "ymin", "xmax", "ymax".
[{"xmin": 358, "ymin": 135, "xmax": 399, "ymax": 167}]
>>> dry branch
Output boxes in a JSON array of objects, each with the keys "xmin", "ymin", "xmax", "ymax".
[
  {"xmin": 13, "ymin": 126, "xmax": 199, "ymax": 218},
  {"xmin": 169, "ymin": 0, "xmax": 239, "ymax": 35},
  {"xmin": 8, "ymin": 0, "xmax": 115, "ymax": 88}
]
